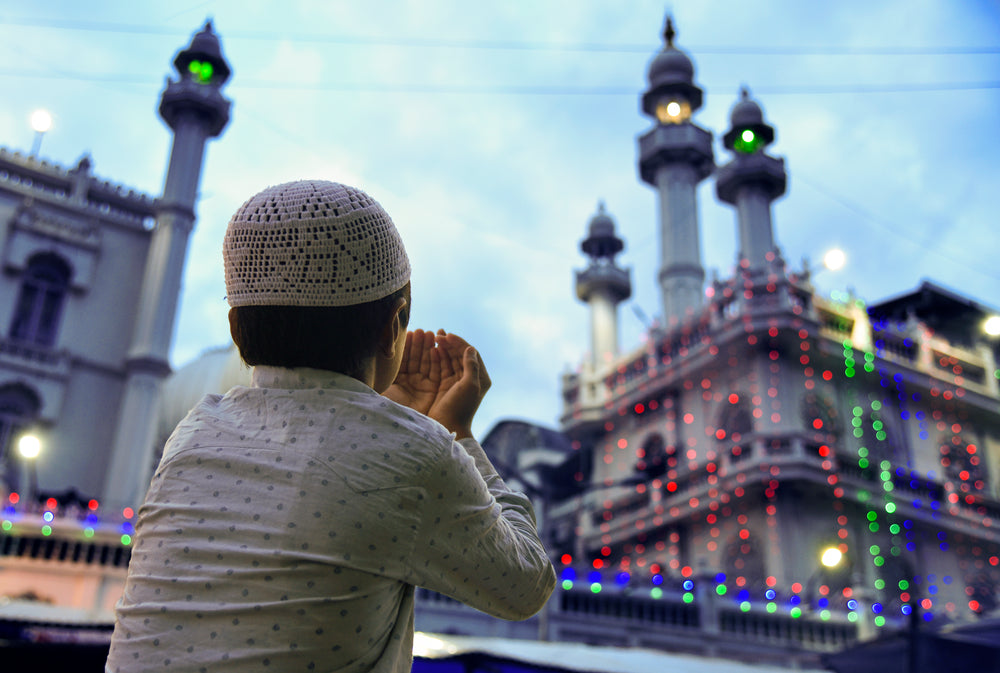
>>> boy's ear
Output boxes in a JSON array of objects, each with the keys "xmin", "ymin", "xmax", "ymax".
[{"xmin": 379, "ymin": 296, "xmax": 408, "ymax": 357}]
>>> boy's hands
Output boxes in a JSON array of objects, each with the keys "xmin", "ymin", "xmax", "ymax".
[{"xmin": 383, "ymin": 329, "xmax": 491, "ymax": 440}]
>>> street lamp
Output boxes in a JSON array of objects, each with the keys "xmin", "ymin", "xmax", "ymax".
[
  {"xmin": 29, "ymin": 109, "xmax": 52, "ymax": 157},
  {"xmin": 801, "ymin": 247, "xmax": 846, "ymax": 273},
  {"xmin": 822, "ymin": 248, "xmax": 846, "ymax": 272},
  {"xmin": 807, "ymin": 545, "xmax": 846, "ymax": 612},
  {"xmin": 821, "ymin": 546, "xmax": 843, "ymax": 569},
  {"xmin": 984, "ymin": 315, "xmax": 1000, "ymax": 337},
  {"xmin": 16, "ymin": 433, "xmax": 41, "ymax": 505}
]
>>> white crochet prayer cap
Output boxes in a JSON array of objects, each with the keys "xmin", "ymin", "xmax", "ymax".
[{"xmin": 223, "ymin": 180, "xmax": 411, "ymax": 307}]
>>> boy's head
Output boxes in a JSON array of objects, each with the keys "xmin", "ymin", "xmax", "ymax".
[{"xmin": 224, "ymin": 180, "xmax": 411, "ymax": 388}]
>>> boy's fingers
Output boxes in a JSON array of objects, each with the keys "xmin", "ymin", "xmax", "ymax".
[
  {"xmin": 438, "ymin": 339, "xmax": 456, "ymax": 379},
  {"xmin": 475, "ymin": 348, "xmax": 492, "ymax": 391}
]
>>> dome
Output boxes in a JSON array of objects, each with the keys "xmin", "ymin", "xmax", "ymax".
[
  {"xmin": 588, "ymin": 204, "xmax": 616, "ymax": 239},
  {"xmin": 646, "ymin": 17, "xmax": 695, "ymax": 88},
  {"xmin": 722, "ymin": 87, "xmax": 775, "ymax": 152},
  {"xmin": 640, "ymin": 16, "xmax": 704, "ymax": 117},
  {"xmin": 648, "ymin": 48, "xmax": 695, "ymax": 87},
  {"xmin": 730, "ymin": 88, "xmax": 764, "ymax": 127},
  {"xmin": 581, "ymin": 202, "xmax": 624, "ymax": 258}
]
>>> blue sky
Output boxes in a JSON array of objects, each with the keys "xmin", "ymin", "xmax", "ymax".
[{"xmin": 3, "ymin": 1, "xmax": 998, "ymax": 438}]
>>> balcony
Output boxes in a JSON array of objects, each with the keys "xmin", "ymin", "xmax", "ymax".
[{"xmin": 0, "ymin": 337, "xmax": 71, "ymax": 381}]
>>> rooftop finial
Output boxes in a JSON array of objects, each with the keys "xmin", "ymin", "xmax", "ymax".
[
  {"xmin": 664, "ymin": 16, "xmax": 676, "ymax": 47},
  {"xmin": 740, "ymin": 85, "xmax": 750, "ymax": 100},
  {"xmin": 597, "ymin": 200, "xmax": 606, "ymax": 214}
]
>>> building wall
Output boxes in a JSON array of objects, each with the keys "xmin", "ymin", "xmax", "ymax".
[
  {"xmin": 0, "ymin": 152, "xmax": 155, "ymax": 502},
  {"xmin": 558, "ymin": 282, "xmax": 1000, "ymax": 631}
]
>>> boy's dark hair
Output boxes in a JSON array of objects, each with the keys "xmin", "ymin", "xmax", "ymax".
[{"xmin": 230, "ymin": 283, "xmax": 410, "ymax": 378}]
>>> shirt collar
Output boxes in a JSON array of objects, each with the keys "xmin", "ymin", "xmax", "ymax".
[{"xmin": 251, "ymin": 366, "xmax": 377, "ymax": 395}]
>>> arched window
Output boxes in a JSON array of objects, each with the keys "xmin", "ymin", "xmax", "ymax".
[
  {"xmin": 636, "ymin": 433, "xmax": 671, "ymax": 479},
  {"xmin": 8, "ymin": 253, "xmax": 71, "ymax": 347},
  {"xmin": 0, "ymin": 383, "xmax": 41, "ymax": 493},
  {"xmin": 717, "ymin": 396, "xmax": 754, "ymax": 462}
]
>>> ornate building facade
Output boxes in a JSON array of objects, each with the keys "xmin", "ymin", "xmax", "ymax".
[
  {"xmin": 0, "ymin": 22, "xmax": 231, "ymax": 615},
  {"xmin": 540, "ymin": 16, "xmax": 1000, "ymax": 661},
  {"xmin": 1, "ymin": 13, "xmax": 995, "ymax": 670}
]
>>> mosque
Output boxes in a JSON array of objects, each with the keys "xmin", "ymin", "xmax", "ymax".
[{"xmin": 0, "ymin": 14, "xmax": 997, "ymax": 671}]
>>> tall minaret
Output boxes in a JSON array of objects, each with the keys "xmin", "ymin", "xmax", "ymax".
[
  {"xmin": 104, "ymin": 22, "xmax": 232, "ymax": 509},
  {"xmin": 575, "ymin": 203, "xmax": 631, "ymax": 369},
  {"xmin": 715, "ymin": 88, "xmax": 787, "ymax": 271},
  {"xmin": 637, "ymin": 16, "xmax": 714, "ymax": 327}
]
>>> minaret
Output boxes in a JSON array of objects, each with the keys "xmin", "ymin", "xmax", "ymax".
[
  {"xmin": 104, "ymin": 22, "xmax": 232, "ymax": 509},
  {"xmin": 575, "ymin": 203, "xmax": 631, "ymax": 369},
  {"xmin": 637, "ymin": 16, "xmax": 714, "ymax": 327},
  {"xmin": 715, "ymin": 88, "xmax": 787, "ymax": 271}
]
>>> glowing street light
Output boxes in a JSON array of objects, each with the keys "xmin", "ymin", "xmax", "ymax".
[
  {"xmin": 984, "ymin": 315, "xmax": 1000, "ymax": 337},
  {"xmin": 821, "ymin": 546, "xmax": 844, "ymax": 568},
  {"xmin": 17, "ymin": 434, "xmax": 41, "ymax": 460},
  {"xmin": 16, "ymin": 433, "xmax": 41, "ymax": 504},
  {"xmin": 822, "ymin": 248, "xmax": 846, "ymax": 272},
  {"xmin": 29, "ymin": 109, "xmax": 53, "ymax": 157}
]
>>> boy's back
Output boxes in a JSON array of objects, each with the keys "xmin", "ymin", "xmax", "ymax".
[{"xmin": 106, "ymin": 181, "xmax": 555, "ymax": 672}]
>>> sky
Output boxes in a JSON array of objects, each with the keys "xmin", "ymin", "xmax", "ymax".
[{"xmin": 3, "ymin": 1, "xmax": 998, "ymax": 439}]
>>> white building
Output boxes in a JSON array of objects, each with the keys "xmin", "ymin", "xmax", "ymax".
[{"xmin": 0, "ymin": 21, "xmax": 232, "ymax": 614}]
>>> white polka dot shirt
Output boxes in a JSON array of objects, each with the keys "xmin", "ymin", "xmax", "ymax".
[{"xmin": 106, "ymin": 366, "xmax": 555, "ymax": 672}]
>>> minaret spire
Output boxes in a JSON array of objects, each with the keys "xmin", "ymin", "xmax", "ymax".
[
  {"xmin": 104, "ymin": 21, "xmax": 233, "ymax": 510},
  {"xmin": 638, "ymin": 15, "xmax": 714, "ymax": 327},
  {"xmin": 576, "ymin": 203, "xmax": 631, "ymax": 370},
  {"xmin": 715, "ymin": 87, "xmax": 786, "ymax": 272}
]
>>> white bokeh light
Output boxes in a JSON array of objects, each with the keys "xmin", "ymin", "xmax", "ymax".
[{"xmin": 30, "ymin": 109, "xmax": 52, "ymax": 133}]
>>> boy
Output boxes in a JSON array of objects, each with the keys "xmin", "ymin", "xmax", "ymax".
[{"xmin": 106, "ymin": 180, "xmax": 556, "ymax": 672}]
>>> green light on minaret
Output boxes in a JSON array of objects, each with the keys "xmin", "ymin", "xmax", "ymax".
[
  {"xmin": 188, "ymin": 60, "xmax": 214, "ymax": 84},
  {"xmin": 734, "ymin": 128, "xmax": 763, "ymax": 154}
]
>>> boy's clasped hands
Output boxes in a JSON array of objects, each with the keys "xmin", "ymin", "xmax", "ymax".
[{"xmin": 383, "ymin": 330, "xmax": 491, "ymax": 441}]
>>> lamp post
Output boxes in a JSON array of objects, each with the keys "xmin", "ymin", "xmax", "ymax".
[
  {"xmin": 17, "ymin": 434, "xmax": 41, "ymax": 506},
  {"xmin": 29, "ymin": 109, "xmax": 52, "ymax": 157},
  {"xmin": 806, "ymin": 545, "xmax": 846, "ymax": 613}
]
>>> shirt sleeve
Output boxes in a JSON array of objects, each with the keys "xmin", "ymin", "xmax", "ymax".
[{"xmin": 407, "ymin": 437, "xmax": 556, "ymax": 621}]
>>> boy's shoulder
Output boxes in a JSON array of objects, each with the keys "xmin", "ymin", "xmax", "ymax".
[
  {"xmin": 361, "ymin": 392, "xmax": 456, "ymax": 454},
  {"xmin": 208, "ymin": 379, "xmax": 456, "ymax": 456}
]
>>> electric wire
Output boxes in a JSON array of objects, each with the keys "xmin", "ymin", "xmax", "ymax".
[
  {"xmin": 1, "ymin": 67, "xmax": 997, "ymax": 96},
  {"xmin": 2, "ymin": 16, "xmax": 999, "ymax": 56}
]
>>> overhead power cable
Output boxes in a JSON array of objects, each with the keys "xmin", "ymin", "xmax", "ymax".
[
  {"xmin": 2, "ymin": 16, "xmax": 999, "ymax": 56},
  {"xmin": 0, "ymin": 67, "xmax": 997, "ymax": 95}
]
